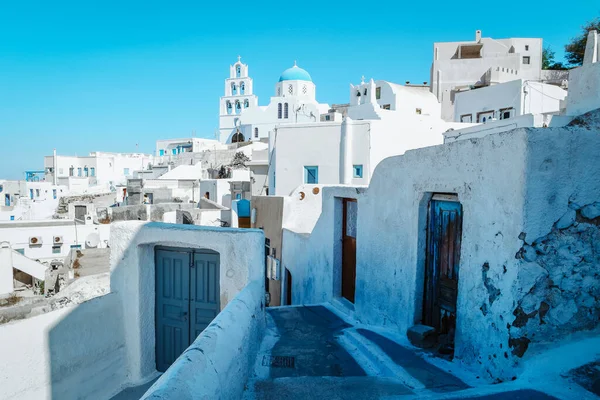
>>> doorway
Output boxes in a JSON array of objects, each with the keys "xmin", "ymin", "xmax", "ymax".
[
  {"xmin": 155, "ymin": 247, "xmax": 220, "ymax": 372},
  {"xmin": 341, "ymin": 198, "xmax": 357, "ymax": 303},
  {"xmin": 423, "ymin": 195, "xmax": 462, "ymax": 353}
]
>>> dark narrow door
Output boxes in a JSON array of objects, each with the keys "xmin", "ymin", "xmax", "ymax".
[
  {"xmin": 423, "ymin": 198, "xmax": 463, "ymax": 334},
  {"xmin": 190, "ymin": 252, "xmax": 220, "ymax": 339},
  {"xmin": 156, "ymin": 248, "xmax": 220, "ymax": 372},
  {"xmin": 155, "ymin": 249, "xmax": 191, "ymax": 372},
  {"xmin": 342, "ymin": 198, "xmax": 357, "ymax": 303}
]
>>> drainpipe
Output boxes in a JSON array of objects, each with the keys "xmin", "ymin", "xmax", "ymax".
[
  {"xmin": 53, "ymin": 148, "xmax": 57, "ymax": 185},
  {"xmin": 339, "ymin": 115, "xmax": 353, "ymax": 184}
]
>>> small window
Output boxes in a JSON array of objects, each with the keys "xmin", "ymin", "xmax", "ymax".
[
  {"xmin": 382, "ymin": 104, "xmax": 391, "ymax": 110},
  {"xmin": 284, "ymin": 103, "xmax": 289, "ymax": 119},
  {"xmin": 70, "ymin": 245, "xmax": 82, "ymax": 249},
  {"xmin": 244, "ymin": 99, "xmax": 249, "ymax": 108},
  {"xmin": 522, "ymin": 56, "xmax": 530, "ymax": 65},
  {"xmin": 232, "ymin": 83, "xmax": 237, "ymax": 95},
  {"xmin": 36, "ymin": 189, "xmax": 40, "ymax": 197},
  {"xmin": 29, "ymin": 189, "xmax": 33, "ymax": 199},
  {"xmin": 375, "ymin": 87, "xmax": 381, "ymax": 99},
  {"xmin": 277, "ymin": 87, "xmax": 281, "ymax": 96},
  {"xmin": 240, "ymin": 82, "xmax": 245, "ymax": 95},
  {"xmin": 460, "ymin": 114, "xmax": 472, "ymax": 123},
  {"xmin": 84, "ymin": 167, "xmax": 89, "ymax": 177},
  {"xmin": 363, "ymin": 88, "xmax": 367, "ymax": 96},
  {"xmin": 77, "ymin": 168, "xmax": 82, "ymax": 177},
  {"xmin": 235, "ymin": 101, "xmax": 241, "ymax": 114},
  {"xmin": 302, "ymin": 85, "xmax": 307, "ymax": 95},
  {"xmin": 288, "ymin": 84, "xmax": 293, "ymax": 95},
  {"xmin": 159, "ymin": 149, "xmax": 164, "ymax": 156},
  {"xmin": 52, "ymin": 245, "xmax": 61, "ymax": 254},
  {"xmin": 525, "ymin": 45, "xmax": 529, "ymax": 51},
  {"xmin": 236, "ymin": 65, "xmax": 241, "ymax": 78},
  {"xmin": 353, "ymin": 165, "xmax": 363, "ymax": 178},
  {"xmin": 124, "ymin": 168, "xmax": 130, "ymax": 176},
  {"xmin": 10, "ymin": 216, "xmax": 14, "ymax": 221},
  {"xmin": 90, "ymin": 167, "xmax": 95, "ymax": 177},
  {"xmin": 254, "ymin": 128, "xmax": 259, "ymax": 138},
  {"xmin": 226, "ymin": 101, "xmax": 232, "ymax": 115},
  {"xmin": 172, "ymin": 148, "xmax": 177, "ymax": 155},
  {"xmin": 325, "ymin": 115, "xmax": 331, "ymax": 121},
  {"xmin": 0, "ymin": 185, "xmax": 3, "ymax": 193},
  {"xmin": 52, "ymin": 189, "xmax": 57, "ymax": 199},
  {"xmin": 416, "ymin": 108, "xmax": 422, "ymax": 115},
  {"xmin": 500, "ymin": 108, "xmax": 514, "ymax": 120},
  {"xmin": 304, "ymin": 166, "xmax": 318, "ymax": 184},
  {"xmin": 277, "ymin": 103, "xmax": 282, "ymax": 119}
]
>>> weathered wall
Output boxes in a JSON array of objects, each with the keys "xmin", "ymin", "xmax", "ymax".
[
  {"xmin": 109, "ymin": 203, "xmax": 198, "ymax": 222},
  {"xmin": 0, "ymin": 293, "xmax": 127, "ymax": 400},
  {"xmin": 282, "ymin": 185, "xmax": 365, "ymax": 305},
  {"xmin": 141, "ymin": 281, "xmax": 265, "ymax": 400},
  {"xmin": 109, "ymin": 222, "xmax": 265, "ymax": 383}
]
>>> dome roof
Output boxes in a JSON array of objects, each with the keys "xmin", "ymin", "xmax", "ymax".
[{"xmin": 279, "ymin": 63, "xmax": 312, "ymax": 82}]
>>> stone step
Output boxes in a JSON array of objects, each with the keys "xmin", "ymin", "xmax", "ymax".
[{"xmin": 243, "ymin": 376, "xmax": 413, "ymax": 400}]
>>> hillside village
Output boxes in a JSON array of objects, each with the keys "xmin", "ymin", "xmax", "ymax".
[{"xmin": 0, "ymin": 27, "xmax": 599, "ymax": 400}]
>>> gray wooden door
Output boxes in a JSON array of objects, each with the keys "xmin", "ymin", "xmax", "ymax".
[{"xmin": 155, "ymin": 248, "xmax": 220, "ymax": 372}]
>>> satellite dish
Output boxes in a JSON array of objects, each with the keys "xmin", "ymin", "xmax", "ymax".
[{"xmin": 85, "ymin": 233, "xmax": 100, "ymax": 248}]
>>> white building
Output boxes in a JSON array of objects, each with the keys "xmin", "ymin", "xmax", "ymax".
[
  {"xmin": 44, "ymin": 151, "xmax": 153, "ymax": 192},
  {"xmin": 269, "ymin": 79, "xmax": 472, "ymax": 196},
  {"xmin": 431, "ymin": 30, "xmax": 546, "ymax": 121},
  {"xmin": 0, "ymin": 180, "xmax": 69, "ymax": 221},
  {"xmin": 155, "ymin": 138, "xmax": 227, "ymax": 157},
  {"xmin": 219, "ymin": 59, "xmax": 329, "ymax": 143},
  {"xmin": 454, "ymin": 79, "xmax": 567, "ymax": 123}
]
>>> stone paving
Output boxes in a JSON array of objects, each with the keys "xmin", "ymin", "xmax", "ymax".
[{"xmin": 243, "ymin": 305, "xmax": 560, "ymax": 400}]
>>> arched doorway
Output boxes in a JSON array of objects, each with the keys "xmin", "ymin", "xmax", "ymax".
[{"xmin": 232, "ymin": 131, "xmax": 245, "ymax": 143}]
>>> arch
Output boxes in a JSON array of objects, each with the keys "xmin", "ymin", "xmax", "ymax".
[
  {"xmin": 233, "ymin": 117, "xmax": 239, "ymax": 126},
  {"xmin": 277, "ymin": 103, "xmax": 282, "ymax": 119},
  {"xmin": 236, "ymin": 65, "xmax": 241, "ymax": 78},
  {"xmin": 244, "ymin": 99, "xmax": 249, "ymax": 108},
  {"xmin": 235, "ymin": 100, "xmax": 241, "ymax": 114},
  {"xmin": 232, "ymin": 131, "xmax": 245, "ymax": 143},
  {"xmin": 363, "ymin": 88, "xmax": 367, "ymax": 95},
  {"xmin": 231, "ymin": 82, "xmax": 237, "ymax": 96},
  {"xmin": 284, "ymin": 103, "xmax": 289, "ymax": 119},
  {"xmin": 254, "ymin": 127, "xmax": 259, "ymax": 138},
  {"xmin": 240, "ymin": 82, "xmax": 245, "ymax": 95},
  {"xmin": 226, "ymin": 101, "xmax": 232, "ymax": 115}
]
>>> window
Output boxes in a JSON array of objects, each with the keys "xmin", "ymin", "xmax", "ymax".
[
  {"xmin": 232, "ymin": 83, "xmax": 237, "ymax": 95},
  {"xmin": 4, "ymin": 194, "xmax": 10, "ymax": 206},
  {"xmin": 363, "ymin": 88, "xmax": 367, "ymax": 95},
  {"xmin": 172, "ymin": 148, "xmax": 177, "ymax": 155},
  {"xmin": 500, "ymin": 108, "xmax": 514, "ymax": 120},
  {"xmin": 416, "ymin": 108, "xmax": 422, "ymax": 115},
  {"xmin": 69, "ymin": 166, "xmax": 74, "ymax": 176},
  {"xmin": 302, "ymin": 85, "xmax": 307, "ymax": 95},
  {"xmin": 0, "ymin": 185, "xmax": 2, "ymax": 193},
  {"xmin": 244, "ymin": 99, "xmax": 249, "ymax": 108},
  {"xmin": 77, "ymin": 167, "xmax": 82, "ymax": 177},
  {"xmin": 525, "ymin": 45, "xmax": 529, "ymax": 51},
  {"xmin": 36, "ymin": 189, "xmax": 40, "ymax": 198},
  {"xmin": 240, "ymin": 82, "xmax": 245, "ymax": 95},
  {"xmin": 124, "ymin": 168, "xmax": 130, "ymax": 176},
  {"xmin": 52, "ymin": 189, "xmax": 57, "ymax": 199},
  {"xmin": 277, "ymin": 87, "xmax": 281, "ymax": 96},
  {"xmin": 353, "ymin": 165, "xmax": 363, "ymax": 178},
  {"xmin": 52, "ymin": 245, "xmax": 61, "ymax": 254},
  {"xmin": 70, "ymin": 245, "xmax": 82, "ymax": 249},
  {"xmin": 382, "ymin": 104, "xmax": 391, "ymax": 110},
  {"xmin": 376, "ymin": 87, "xmax": 381, "ymax": 99},
  {"xmin": 284, "ymin": 103, "xmax": 289, "ymax": 119},
  {"xmin": 522, "ymin": 56, "xmax": 530, "ymax": 65},
  {"xmin": 254, "ymin": 128, "xmax": 259, "ymax": 138},
  {"xmin": 84, "ymin": 167, "xmax": 89, "ymax": 177},
  {"xmin": 477, "ymin": 111, "xmax": 494, "ymax": 123},
  {"xmin": 226, "ymin": 101, "xmax": 232, "ymax": 115},
  {"xmin": 10, "ymin": 216, "xmax": 14, "ymax": 221},
  {"xmin": 159, "ymin": 149, "xmax": 164, "ymax": 156},
  {"xmin": 288, "ymin": 84, "xmax": 293, "ymax": 95},
  {"xmin": 460, "ymin": 114, "xmax": 472, "ymax": 123},
  {"xmin": 304, "ymin": 166, "xmax": 318, "ymax": 184},
  {"xmin": 29, "ymin": 189, "xmax": 33, "ymax": 199},
  {"xmin": 235, "ymin": 101, "xmax": 241, "ymax": 114},
  {"xmin": 277, "ymin": 103, "xmax": 282, "ymax": 119},
  {"xmin": 236, "ymin": 65, "xmax": 241, "ymax": 78},
  {"xmin": 325, "ymin": 115, "xmax": 331, "ymax": 121}
]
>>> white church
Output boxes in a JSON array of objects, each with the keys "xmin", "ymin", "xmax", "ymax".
[{"xmin": 218, "ymin": 57, "xmax": 329, "ymax": 143}]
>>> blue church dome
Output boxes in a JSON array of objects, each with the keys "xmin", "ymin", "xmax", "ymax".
[{"xmin": 279, "ymin": 64, "xmax": 312, "ymax": 82}]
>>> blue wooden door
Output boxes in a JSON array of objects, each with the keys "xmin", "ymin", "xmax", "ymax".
[
  {"xmin": 155, "ymin": 248, "xmax": 220, "ymax": 372},
  {"xmin": 155, "ymin": 249, "xmax": 191, "ymax": 372},
  {"xmin": 424, "ymin": 199, "xmax": 463, "ymax": 334},
  {"xmin": 191, "ymin": 252, "xmax": 220, "ymax": 338}
]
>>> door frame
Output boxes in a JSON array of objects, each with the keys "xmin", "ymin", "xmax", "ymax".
[
  {"xmin": 341, "ymin": 198, "xmax": 357, "ymax": 303},
  {"xmin": 422, "ymin": 194, "xmax": 463, "ymax": 333}
]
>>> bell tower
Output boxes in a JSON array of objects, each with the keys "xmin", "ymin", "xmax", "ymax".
[{"xmin": 219, "ymin": 56, "xmax": 259, "ymax": 143}]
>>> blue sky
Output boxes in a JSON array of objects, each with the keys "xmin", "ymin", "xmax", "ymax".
[{"xmin": 0, "ymin": 1, "xmax": 597, "ymax": 179}]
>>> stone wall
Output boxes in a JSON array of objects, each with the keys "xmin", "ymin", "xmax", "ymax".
[{"xmin": 510, "ymin": 202, "xmax": 600, "ymax": 357}]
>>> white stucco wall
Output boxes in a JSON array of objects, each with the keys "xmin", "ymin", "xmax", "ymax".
[
  {"xmin": 109, "ymin": 222, "xmax": 264, "ymax": 383},
  {"xmin": 0, "ymin": 293, "xmax": 127, "ymax": 400},
  {"xmin": 566, "ymin": 61, "xmax": 600, "ymax": 116}
]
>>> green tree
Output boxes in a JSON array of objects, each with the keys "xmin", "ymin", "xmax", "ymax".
[
  {"xmin": 542, "ymin": 47, "xmax": 567, "ymax": 70},
  {"xmin": 565, "ymin": 17, "xmax": 600, "ymax": 66}
]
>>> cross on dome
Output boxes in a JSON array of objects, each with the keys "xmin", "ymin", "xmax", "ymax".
[
  {"xmin": 361, "ymin": 75, "xmax": 365, "ymax": 84},
  {"xmin": 237, "ymin": 55, "xmax": 241, "ymax": 62}
]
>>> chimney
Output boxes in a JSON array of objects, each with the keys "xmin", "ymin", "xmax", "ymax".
[
  {"xmin": 53, "ymin": 148, "xmax": 57, "ymax": 186},
  {"xmin": 476, "ymin": 30, "xmax": 482, "ymax": 42}
]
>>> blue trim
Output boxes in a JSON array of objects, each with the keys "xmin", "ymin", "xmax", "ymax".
[
  {"xmin": 304, "ymin": 166, "xmax": 318, "ymax": 184},
  {"xmin": 353, "ymin": 165, "xmax": 363, "ymax": 178}
]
